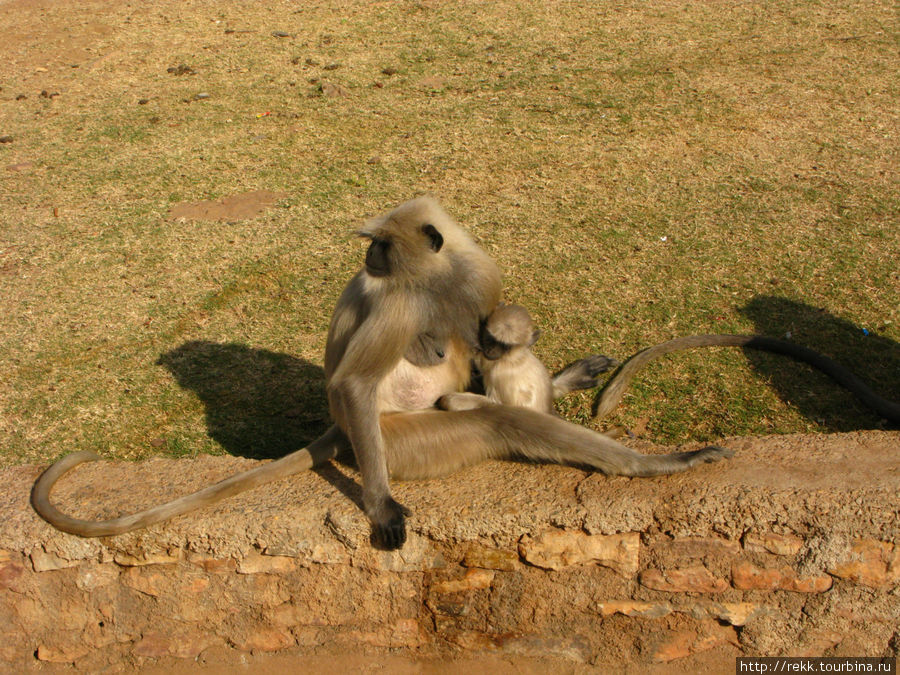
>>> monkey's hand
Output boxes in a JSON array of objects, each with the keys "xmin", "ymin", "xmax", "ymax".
[
  {"xmin": 552, "ymin": 354, "xmax": 619, "ymax": 397},
  {"xmin": 368, "ymin": 496, "xmax": 412, "ymax": 550}
]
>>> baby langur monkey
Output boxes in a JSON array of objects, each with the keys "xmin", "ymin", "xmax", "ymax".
[{"xmin": 439, "ymin": 303, "xmax": 619, "ymax": 417}]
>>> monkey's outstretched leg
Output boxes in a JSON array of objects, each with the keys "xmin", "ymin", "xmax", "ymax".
[
  {"xmin": 31, "ymin": 425, "xmax": 350, "ymax": 537},
  {"xmin": 381, "ymin": 406, "xmax": 732, "ymax": 481}
]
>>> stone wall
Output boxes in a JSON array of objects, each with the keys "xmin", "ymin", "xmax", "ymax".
[{"xmin": 1, "ymin": 431, "xmax": 898, "ymax": 670}]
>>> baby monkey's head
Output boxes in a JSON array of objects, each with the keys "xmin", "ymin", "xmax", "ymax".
[{"xmin": 478, "ymin": 303, "xmax": 541, "ymax": 361}]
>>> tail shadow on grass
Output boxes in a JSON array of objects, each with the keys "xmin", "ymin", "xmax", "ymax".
[
  {"xmin": 739, "ymin": 296, "xmax": 899, "ymax": 431},
  {"xmin": 156, "ymin": 341, "xmax": 364, "ymax": 508}
]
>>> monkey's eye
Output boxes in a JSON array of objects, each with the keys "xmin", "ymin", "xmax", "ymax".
[{"xmin": 421, "ymin": 223, "xmax": 443, "ymax": 252}]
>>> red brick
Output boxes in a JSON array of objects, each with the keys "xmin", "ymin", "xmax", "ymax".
[{"xmin": 732, "ymin": 561, "xmax": 832, "ymax": 592}]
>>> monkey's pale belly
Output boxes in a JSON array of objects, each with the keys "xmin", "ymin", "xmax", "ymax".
[{"xmin": 378, "ymin": 358, "xmax": 459, "ymax": 412}]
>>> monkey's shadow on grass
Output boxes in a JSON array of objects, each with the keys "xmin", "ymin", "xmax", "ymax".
[
  {"xmin": 156, "ymin": 341, "xmax": 365, "ymax": 510},
  {"xmin": 738, "ymin": 296, "xmax": 898, "ymax": 430}
]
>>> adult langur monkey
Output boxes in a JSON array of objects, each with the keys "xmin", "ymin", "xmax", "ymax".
[{"xmin": 34, "ymin": 196, "xmax": 740, "ymax": 549}]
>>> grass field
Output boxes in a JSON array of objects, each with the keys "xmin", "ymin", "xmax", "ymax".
[{"xmin": 1, "ymin": 0, "xmax": 897, "ymax": 467}]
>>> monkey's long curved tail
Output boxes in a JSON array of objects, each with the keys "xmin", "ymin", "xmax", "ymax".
[
  {"xmin": 594, "ymin": 334, "xmax": 900, "ymax": 424},
  {"xmin": 30, "ymin": 425, "xmax": 348, "ymax": 537}
]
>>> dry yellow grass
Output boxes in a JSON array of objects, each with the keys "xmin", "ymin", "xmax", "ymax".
[{"xmin": 1, "ymin": 0, "xmax": 897, "ymax": 465}]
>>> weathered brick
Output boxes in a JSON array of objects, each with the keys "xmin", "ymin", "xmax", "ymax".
[
  {"xmin": 30, "ymin": 547, "xmax": 78, "ymax": 572},
  {"xmin": 184, "ymin": 576, "xmax": 209, "ymax": 593},
  {"xmin": 693, "ymin": 620, "xmax": 740, "ymax": 653},
  {"xmin": 597, "ymin": 600, "xmax": 672, "ymax": 619},
  {"xmin": 36, "ymin": 642, "xmax": 90, "ymax": 663},
  {"xmin": 828, "ymin": 539, "xmax": 897, "ymax": 588},
  {"xmin": 652, "ymin": 629, "xmax": 696, "ymax": 662},
  {"xmin": 651, "ymin": 621, "xmax": 739, "ymax": 662},
  {"xmin": 231, "ymin": 627, "xmax": 295, "ymax": 652},
  {"xmin": 114, "ymin": 551, "xmax": 181, "ymax": 566},
  {"xmin": 122, "ymin": 566, "xmax": 168, "ymax": 597},
  {"xmin": 743, "ymin": 532, "xmax": 804, "ymax": 556},
  {"xmin": 347, "ymin": 618, "xmax": 426, "ymax": 649},
  {"xmin": 222, "ymin": 573, "xmax": 289, "ymax": 609},
  {"xmin": 433, "ymin": 568, "xmax": 495, "ymax": 594},
  {"xmin": 596, "ymin": 600, "xmax": 763, "ymax": 626},
  {"xmin": 237, "ymin": 552, "xmax": 297, "ymax": 574},
  {"xmin": 732, "ymin": 561, "xmax": 832, "ymax": 592},
  {"xmin": 450, "ymin": 631, "xmax": 589, "ymax": 662},
  {"xmin": 132, "ymin": 632, "xmax": 171, "ymax": 658},
  {"xmin": 519, "ymin": 530, "xmax": 639, "ymax": 575},
  {"xmin": 367, "ymin": 534, "xmax": 447, "ymax": 572},
  {"xmin": 499, "ymin": 634, "xmax": 591, "ymax": 663},
  {"xmin": 0, "ymin": 561, "xmax": 24, "ymax": 591},
  {"xmin": 639, "ymin": 565, "xmax": 729, "ymax": 593},
  {"xmin": 75, "ymin": 564, "xmax": 119, "ymax": 592},
  {"xmin": 186, "ymin": 552, "xmax": 237, "ymax": 574},
  {"xmin": 684, "ymin": 601, "xmax": 765, "ymax": 626},
  {"xmin": 463, "ymin": 544, "xmax": 519, "ymax": 571}
]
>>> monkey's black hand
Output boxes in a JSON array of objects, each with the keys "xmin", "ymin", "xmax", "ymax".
[
  {"xmin": 583, "ymin": 354, "xmax": 619, "ymax": 378},
  {"xmin": 369, "ymin": 497, "xmax": 412, "ymax": 550},
  {"xmin": 554, "ymin": 354, "xmax": 620, "ymax": 392},
  {"xmin": 572, "ymin": 354, "xmax": 619, "ymax": 380}
]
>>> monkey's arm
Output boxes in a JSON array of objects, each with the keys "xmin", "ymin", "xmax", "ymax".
[
  {"xmin": 327, "ymin": 299, "xmax": 420, "ymax": 549},
  {"xmin": 552, "ymin": 355, "xmax": 619, "ymax": 398}
]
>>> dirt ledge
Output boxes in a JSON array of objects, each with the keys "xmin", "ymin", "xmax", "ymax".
[{"xmin": 1, "ymin": 431, "xmax": 898, "ymax": 670}]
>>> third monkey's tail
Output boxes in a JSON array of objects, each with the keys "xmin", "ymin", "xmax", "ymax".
[{"xmin": 593, "ymin": 334, "xmax": 900, "ymax": 424}]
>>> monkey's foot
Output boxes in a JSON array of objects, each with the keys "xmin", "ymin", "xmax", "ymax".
[
  {"xmin": 368, "ymin": 497, "xmax": 412, "ymax": 550},
  {"xmin": 688, "ymin": 445, "xmax": 734, "ymax": 465},
  {"xmin": 436, "ymin": 392, "xmax": 492, "ymax": 411}
]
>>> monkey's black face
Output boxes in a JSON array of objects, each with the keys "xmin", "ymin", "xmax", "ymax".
[
  {"xmin": 478, "ymin": 322, "xmax": 511, "ymax": 361},
  {"xmin": 365, "ymin": 237, "xmax": 391, "ymax": 277}
]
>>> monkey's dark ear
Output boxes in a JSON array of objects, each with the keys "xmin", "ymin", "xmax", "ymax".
[
  {"xmin": 421, "ymin": 224, "xmax": 443, "ymax": 252},
  {"xmin": 528, "ymin": 329, "xmax": 542, "ymax": 347}
]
